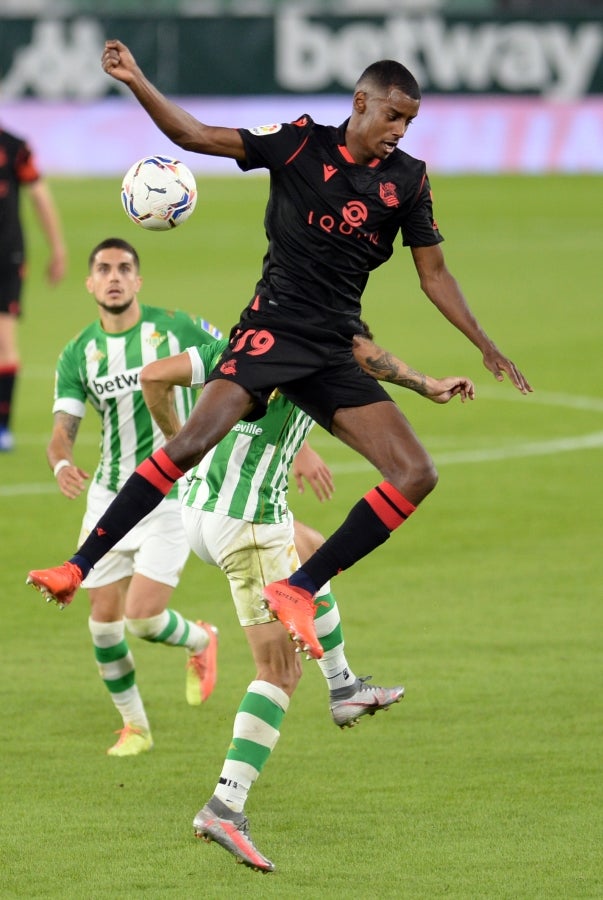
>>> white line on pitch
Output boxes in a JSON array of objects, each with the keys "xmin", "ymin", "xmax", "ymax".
[
  {"xmin": 329, "ymin": 430, "xmax": 603, "ymax": 474},
  {"xmin": 3, "ymin": 430, "xmax": 603, "ymax": 496}
]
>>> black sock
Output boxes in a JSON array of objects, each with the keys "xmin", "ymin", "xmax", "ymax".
[
  {"xmin": 69, "ymin": 448, "xmax": 183, "ymax": 570},
  {"xmin": 294, "ymin": 483, "xmax": 417, "ymax": 591},
  {"xmin": 0, "ymin": 367, "xmax": 17, "ymax": 429}
]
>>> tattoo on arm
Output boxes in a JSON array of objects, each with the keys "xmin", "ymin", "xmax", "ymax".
[
  {"xmin": 362, "ymin": 350, "xmax": 428, "ymax": 396},
  {"xmin": 54, "ymin": 411, "xmax": 81, "ymax": 445}
]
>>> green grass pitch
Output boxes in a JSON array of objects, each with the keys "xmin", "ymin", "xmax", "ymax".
[{"xmin": 2, "ymin": 174, "xmax": 602, "ymax": 898}]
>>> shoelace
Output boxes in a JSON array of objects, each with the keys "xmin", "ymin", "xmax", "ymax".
[
  {"xmin": 113, "ymin": 724, "xmax": 144, "ymax": 744},
  {"xmin": 187, "ymin": 653, "xmax": 207, "ymax": 677}
]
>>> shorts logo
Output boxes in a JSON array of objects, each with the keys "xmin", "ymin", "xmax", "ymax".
[
  {"xmin": 249, "ymin": 123, "xmax": 282, "ymax": 136},
  {"xmin": 379, "ymin": 182, "xmax": 400, "ymax": 208},
  {"xmin": 220, "ymin": 359, "xmax": 237, "ymax": 375},
  {"xmin": 291, "ymin": 116, "xmax": 308, "ymax": 128}
]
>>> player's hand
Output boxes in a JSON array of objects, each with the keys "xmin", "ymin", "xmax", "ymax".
[
  {"xmin": 102, "ymin": 39, "xmax": 139, "ymax": 84},
  {"xmin": 56, "ymin": 464, "xmax": 89, "ymax": 500},
  {"xmin": 47, "ymin": 250, "xmax": 67, "ymax": 285},
  {"xmin": 482, "ymin": 346, "xmax": 532, "ymax": 394},
  {"xmin": 427, "ymin": 375, "xmax": 475, "ymax": 404},
  {"xmin": 292, "ymin": 442, "xmax": 334, "ymax": 502}
]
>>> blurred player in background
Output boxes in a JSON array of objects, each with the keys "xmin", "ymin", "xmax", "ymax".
[
  {"xmin": 45, "ymin": 237, "xmax": 220, "ymax": 756},
  {"xmin": 0, "ymin": 124, "xmax": 67, "ymax": 451}
]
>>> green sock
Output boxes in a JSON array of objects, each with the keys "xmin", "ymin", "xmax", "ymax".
[{"xmin": 213, "ymin": 679, "xmax": 289, "ymax": 812}]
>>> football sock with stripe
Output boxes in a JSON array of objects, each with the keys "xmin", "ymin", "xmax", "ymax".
[
  {"xmin": 0, "ymin": 364, "xmax": 17, "ymax": 430},
  {"xmin": 126, "ymin": 610, "xmax": 209, "ymax": 653},
  {"xmin": 70, "ymin": 448, "xmax": 185, "ymax": 577},
  {"xmin": 88, "ymin": 618, "xmax": 150, "ymax": 731},
  {"xmin": 291, "ymin": 481, "xmax": 416, "ymax": 594},
  {"xmin": 213, "ymin": 680, "xmax": 289, "ymax": 813},
  {"xmin": 313, "ymin": 583, "xmax": 356, "ymax": 692}
]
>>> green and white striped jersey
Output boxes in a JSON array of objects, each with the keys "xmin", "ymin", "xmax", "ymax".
[
  {"xmin": 182, "ymin": 340, "xmax": 313, "ymax": 524},
  {"xmin": 53, "ymin": 304, "xmax": 220, "ymax": 496}
]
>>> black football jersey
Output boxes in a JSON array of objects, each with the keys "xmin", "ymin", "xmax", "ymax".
[
  {"xmin": 0, "ymin": 129, "xmax": 40, "ymax": 262},
  {"xmin": 237, "ymin": 114, "xmax": 443, "ymax": 331}
]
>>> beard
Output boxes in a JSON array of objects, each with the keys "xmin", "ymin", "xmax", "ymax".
[{"xmin": 96, "ymin": 296, "xmax": 135, "ymax": 316}]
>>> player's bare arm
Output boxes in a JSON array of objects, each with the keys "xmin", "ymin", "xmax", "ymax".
[
  {"xmin": 47, "ymin": 411, "xmax": 89, "ymax": 499},
  {"xmin": 410, "ymin": 243, "xmax": 532, "ymax": 395},
  {"xmin": 140, "ymin": 351, "xmax": 192, "ymax": 439},
  {"xmin": 28, "ymin": 180, "xmax": 67, "ymax": 285},
  {"xmin": 102, "ymin": 40, "xmax": 246, "ymax": 161},
  {"xmin": 352, "ymin": 335, "xmax": 475, "ymax": 403}
]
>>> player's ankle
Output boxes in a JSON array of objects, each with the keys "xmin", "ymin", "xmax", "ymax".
[{"xmin": 288, "ymin": 571, "xmax": 317, "ymax": 595}]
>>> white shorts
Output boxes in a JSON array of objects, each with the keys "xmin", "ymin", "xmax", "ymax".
[
  {"xmin": 181, "ymin": 507, "xmax": 299, "ymax": 626},
  {"xmin": 79, "ymin": 482, "xmax": 190, "ymax": 589}
]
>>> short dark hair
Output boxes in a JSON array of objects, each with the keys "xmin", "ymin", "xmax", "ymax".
[
  {"xmin": 355, "ymin": 60, "xmax": 421, "ymax": 101},
  {"xmin": 88, "ymin": 238, "xmax": 140, "ymax": 271}
]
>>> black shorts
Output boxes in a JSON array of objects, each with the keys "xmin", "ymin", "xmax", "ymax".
[
  {"xmin": 205, "ymin": 306, "xmax": 393, "ymax": 432},
  {"xmin": 0, "ymin": 263, "xmax": 23, "ymax": 316}
]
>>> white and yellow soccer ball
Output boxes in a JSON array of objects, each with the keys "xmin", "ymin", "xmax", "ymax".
[{"xmin": 121, "ymin": 155, "xmax": 197, "ymax": 230}]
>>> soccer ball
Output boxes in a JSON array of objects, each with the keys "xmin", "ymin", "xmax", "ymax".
[{"xmin": 120, "ymin": 155, "xmax": 197, "ymax": 230}]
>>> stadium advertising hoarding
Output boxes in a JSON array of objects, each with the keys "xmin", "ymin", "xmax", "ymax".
[
  {"xmin": 1, "ymin": 11, "xmax": 603, "ymax": 99},
  {"xmin": 1, "ymin": 11, "xmax": 602, "ymax": 174},
  {"xmin": 2, "ymin": 94, "xmax": 601, "ymax": 175}
]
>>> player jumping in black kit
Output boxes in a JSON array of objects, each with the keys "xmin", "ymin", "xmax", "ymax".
[{"xmin": 28, "ymin": 46, "xmax": 531, "ymax": 670}]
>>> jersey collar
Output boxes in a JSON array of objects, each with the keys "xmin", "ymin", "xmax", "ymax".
[{"xmin": 336, "ymin": 119, "xmax": 381, "ymax": 168}]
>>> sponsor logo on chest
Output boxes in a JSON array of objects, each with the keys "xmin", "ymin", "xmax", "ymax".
[{"xmin": 91, "ymin": 366, "xmax": 143, "ymax": 398}]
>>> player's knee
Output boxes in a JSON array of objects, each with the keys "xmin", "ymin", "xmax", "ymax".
[
  {"xmin": 125, "ymin": 615, "xmax": 161, "ymax": 641},
  {"xmin": 417, "ymin": 457, "xmax": 439, "ymax": 496},
  {"xmin": 167, "ymin": 430, "xmax": 208, "ymax": 471},
  {"xmin": 294, "ymin": 520, "xmax": 325, "ymax": 562},
  {"xmin": 389, "ymin": 454, "xmax": 438, "ymax": 502}
]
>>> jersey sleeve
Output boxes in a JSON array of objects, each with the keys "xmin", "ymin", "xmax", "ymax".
[
  {"xmin": 187, "ymin": 339, "xmax": 228, "ymax": 388},
  {"xmin": 15, "ymin": 141, "xmax": 41, "ymax": 185},
  {"xmin": 173, "ymin": 310, "xmax": 223, "ymax": 346},
  {"xmin": 189, "ymin": 314, "xmax": 223, "ymax": 342},
  {"xmin": 52, "ymin": 342, "xmax": 87, "ymax": 418},
  {"xmin": 400, "ymin": 171, "xmax": 444, "ymax": 248},
  {"xmin": 236, "ymin": 115, "xmax": 314, "ymax": 172}
]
